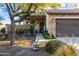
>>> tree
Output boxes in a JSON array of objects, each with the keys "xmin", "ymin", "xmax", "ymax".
[
  {"xmin": 5, "ymin": 3, "xmax": 16, "ymax": 45},
  {"xmin": 0, "ymin": 3, "xmax": 60, "ymax": 45},
  {"xmin": 17, "ymin": 3, "xmax": 60, "ymax": 23},
  {"xmin": 19, "ymin": 3, "xmax": 60, "ymax": 13},
  {"xmin": 5, "ymin": 3, "xmax": 33, "ymax": 45}
]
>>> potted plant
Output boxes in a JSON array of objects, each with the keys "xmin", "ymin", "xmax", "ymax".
[{"xmin": 32, "ymin": 39, "xmax": 40, "ymax": 51}]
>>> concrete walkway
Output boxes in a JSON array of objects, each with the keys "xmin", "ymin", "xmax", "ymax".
[{"xmin": 36, "ymin": 33, "xmax": 44, "ymax": 40}]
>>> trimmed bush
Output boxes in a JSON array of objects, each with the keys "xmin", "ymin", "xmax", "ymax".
[
  {"xmin": 16, "ymin": 24, "xmax": 34, "ymax": 30},
  {"xmin": 44, "ymin": 40, "xmax": 76, "ymax": 56},
  {"xmin": 16, "ymin": 24, "xmax": 34, "ymax": 34}
]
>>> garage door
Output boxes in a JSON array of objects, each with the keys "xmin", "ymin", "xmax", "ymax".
[{"xmin": 56, "ymin": 18, "xmax": 79, "ymax": 37}]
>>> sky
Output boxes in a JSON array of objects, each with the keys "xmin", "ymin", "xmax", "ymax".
[
  {"xmin": 0, "ymin": 3, "xmax": 78, "ymax": 24},
  {"xmin": 0, "ymin": 3, "xmax": 11, "ymax": 24}
]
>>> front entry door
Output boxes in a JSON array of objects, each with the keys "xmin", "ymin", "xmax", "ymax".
[{"xmin": 39, "ymin": 22, "xmax": 44, "ymax": 32}]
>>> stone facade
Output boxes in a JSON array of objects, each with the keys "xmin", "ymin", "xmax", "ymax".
[
  {"xmin": 46, "ymin": 15, "xmax": 56, "ymax": 37},
  {"xmin": 46, "ymin": 14, "xmax": 79, "ymax": 37}
]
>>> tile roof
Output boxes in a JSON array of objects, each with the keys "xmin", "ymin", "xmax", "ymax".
[
  {"xmin": 30, "ymin": 13, "xmax": 46, "ymax": 16},
  {"xmin": 46, "ymin": 9, "xmax": 79, "ymax": 14}
]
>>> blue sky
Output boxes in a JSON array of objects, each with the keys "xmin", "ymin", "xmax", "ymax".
[{"xmin": 0, "ymin": 4, "xmax": 11, "ymax": 24}]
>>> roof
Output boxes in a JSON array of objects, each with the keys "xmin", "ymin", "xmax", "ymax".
[
  {"xmin": 46, "ymin": 9, "xmax": 79, "ymax": 15},
  {"xmin": 30, "ymin": 13, "xmax": 46, "ymax": 17},
  {"xmin": 15, "ymin": 13, "xmax": 46, "ymax": 23}
]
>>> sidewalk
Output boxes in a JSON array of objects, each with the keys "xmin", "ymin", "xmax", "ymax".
[{"xmin": 36, "ymin": 33, "xmax": 44, "ymax": 40}]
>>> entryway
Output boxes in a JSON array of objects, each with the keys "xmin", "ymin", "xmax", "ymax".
[{"xmin": 39, "ymin": 21, "xmax": 44, "ymax": 32}]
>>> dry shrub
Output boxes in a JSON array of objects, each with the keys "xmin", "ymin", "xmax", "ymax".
[
  {"xmin": 54, "ymin": 44, "xmax": 76, "ymax": 56},
  {"xmin": 44, "ymin": 40, "xmax": 76, "ymax": 56},
  {"xmin": 14, "ymin": 37, "xmax": 31, "ymax": 47}
]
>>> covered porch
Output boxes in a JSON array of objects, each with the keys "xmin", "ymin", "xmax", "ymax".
[{"xmin": 15, "ymin": 13, "xmax": 46, "ymax": 36}]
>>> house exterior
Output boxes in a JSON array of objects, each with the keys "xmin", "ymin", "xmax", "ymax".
[
  {"xmin": 0, "ymin": 21, "xmax": 6, "ymax": 29},
  {"xmin": 21, "ymin": 13, "xmax": 46, "ymax": 33},
  {"xmin": 16, "ymin": 9, "xmax": 79, "ymax": 37},
  {"xmin": 0, "ymin": 21, "xmax": 7, "ymax": 33},
  {"xmin": 15, "ymin": 3, "xmax": 79, "ymax": 37},
  {"xmin": 30, "ymin": 13, "xmax": 46, "ymax": 32},
  {"xmin": 45, "ymin": 9, "xmax": 79, "ymax": 37}
]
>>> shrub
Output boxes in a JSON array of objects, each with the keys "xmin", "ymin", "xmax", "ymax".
[
  {"xmin": 19, "ymin": 36, "xmax": 27, "ymax": 40},
  {"xmin": 16, "ymin": 24, "xmax": 34, "ymax": 34},
  {"xmin": 16, "ymin": 24, "xmax": 34, "ymax": 31},
  {"xmin": 14, "ymin": 36, "xmax": 30, "ymax": 47},
  {"xmin": 1, "ymin": 28, "xmax": 6, "ymax": 33},
  {"xmin": 41, "ymin": 31, "xmax": 51, "ymax": 39},
  {"xmin": 0, "ymin": 28, "xmax": 8, "ymax": 40},
  {"xmin": 41, "ymin": 31, "xmax": 55, "ymax": 39},
  {"xmin": 44, "ymin": 40, "xmax": 76, "ymax": 56},
  {"xmin": 1, "ymin": 33, "xmax": 8, "ymax": 40}
]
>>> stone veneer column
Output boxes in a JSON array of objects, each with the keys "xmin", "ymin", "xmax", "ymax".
[
  {"xmin": 47, "ymin": 15, "xmax": 56, "ymax": 37},
  {"xmin": 52, "ymin": 18, "xmax": 56, "ymax": 37}
]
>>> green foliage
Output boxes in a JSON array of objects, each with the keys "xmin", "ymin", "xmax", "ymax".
[
  {"xmin": 45, "ymin": 3, "xmax": 60, "ymax": 9},
  {"xmin": 19, "ymin": 3, "xmax": 60, "ymax": 13},
  {"xmin": 1, "ymin": 28, "xmax": 6, "ymax": 33},
  {"xmin": 34, "ymin": 3, "xmax": 60, "ymax": 13},
  {"xmin": 0, "ymin": 28, "xmax": 8, "ymax": 40},
  {"xmin": 44, "ymin": 40, "xmax": 76, "ymax": 56},
  {"xmin": 30, "ymin": 17, "xmax": 36, "ymax": 24},
  {"xmin": 51, "ymin": 34, "xmax": 55, "ymax": 39},
  {"xmin": 19, "ymin": 36, "xmax": 27, "ymax": 40},
  {"xmin": 0, "ymin": 33, "xmax": 8, "ymax": 40},
  {"xmin": 41, "ymin": 31, "xmax": 55, "ymax": 39},
  {"xmin": 42, "ymin": 31, "xmax": 50, "ymax": 39},
  {"xmin": 16, "ymin": 24, "xmax": 34, "ymax": 33},
  {"xmin": 19, "ymin": 3, "xmax": 29, "ymax": 11}
]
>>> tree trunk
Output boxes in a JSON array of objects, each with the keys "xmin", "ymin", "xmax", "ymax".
[
  {"xmin": 10, "ymin": 20, "xmax": 16, "ymax": 45},
  {"xmin": 6, "ymin": 3, "xmax": 16, "ymax": 45}
]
